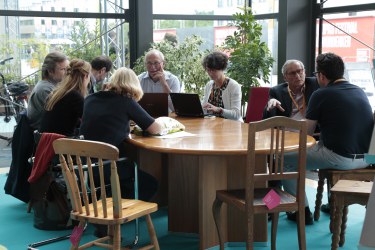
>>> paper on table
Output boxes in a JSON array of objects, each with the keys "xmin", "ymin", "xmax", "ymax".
[{"xmin": 152, "ymin": 131, "xmax": 196, "ymax": 139}]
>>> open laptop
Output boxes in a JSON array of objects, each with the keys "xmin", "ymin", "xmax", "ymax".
[
  {"xmin": 138, "ymin": 93, "xmax": 169, "ymax": 118},
  {"xmin": 169, "ymin": 93, "xmax": 207, "ymax": 117}
]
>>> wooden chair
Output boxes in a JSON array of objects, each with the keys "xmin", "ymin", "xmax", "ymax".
[
  {"xmin": 245, "ymin": 87, "xmax": 270, "ymax": 123},
  {"xmin": 330, "ymin": 180, "xmax": 373, "ymax": 250},
  {"xmin": 314, "ymin": 111, "xmax": 375, "ymax": 224},
  {"xmin": 212, "ymin": 116, "xmax": 308, "ymax": 250},
  {"xmin": 314, "ymin": 167, "xmax": 375, "ymax": 224},
  {"xmin": 53, "ymin": 138, "xmax": 160, "ymax": 250},
  {"xmin": 314, "ymin": 114, "xmax": 375, "ymax": 224}
]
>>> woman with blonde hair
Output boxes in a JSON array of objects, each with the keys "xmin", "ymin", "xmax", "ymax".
[
  {"xmin": 79, "ymin": 68, "xmax": 162, "ymax": 233},
  {"xmin": 39, "ymin": 59, "xmax": 91, "ymax": 136},
  {"xmin": 80, "ymin": 67, "xmax": 162, "ymax": 149}
]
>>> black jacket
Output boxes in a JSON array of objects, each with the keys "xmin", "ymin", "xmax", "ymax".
[
  {"xmin": 263, "ymin": 77, "xmax": 319, "ymax": 119},
  {"xmin": 4, "ymin": 112, "xmax": 34, "ymax": 203}
]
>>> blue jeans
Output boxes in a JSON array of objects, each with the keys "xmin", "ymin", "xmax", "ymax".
[{"xmin": 282, "ymin": 140, "xmax": 368, "ymax": 207}]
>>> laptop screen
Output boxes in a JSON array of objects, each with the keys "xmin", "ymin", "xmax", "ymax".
[
  {"xmin": 169, "ymin": 93, "xmax": 206, "ymax": 117},
  {"xmin": 138, "ymin": 93, "xmax": 169, "ymax": 118}
]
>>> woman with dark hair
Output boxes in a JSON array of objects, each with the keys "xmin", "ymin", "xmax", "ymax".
[
  {"xmin": 39, "ymin": 59, "xmax": 91, "ymax": 136},
  {"xmin": 202, "ymin": 51, "xmax": 243, "ymax": 121}
]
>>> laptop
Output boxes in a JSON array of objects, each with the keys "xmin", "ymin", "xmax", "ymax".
[
  {"xmin": 169, "ymin": 93, "xmax": 207, "ymax": 117},
  {"xmin": 138, "ymin": 93, "xmax": 169, "ymax": 118}
]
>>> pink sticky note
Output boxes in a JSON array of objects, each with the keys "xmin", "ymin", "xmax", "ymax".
[
  {"xmin": 70, "ymin": 225, "xmax": 84, "ymax": 247},
  {"xmin": 263, "ymin": 189, "xmax": 281, "ymax": 210}
]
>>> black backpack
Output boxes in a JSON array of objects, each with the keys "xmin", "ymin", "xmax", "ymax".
[{"xmin": 29, "ymin": 169, "xmax": 73, "ymax": 230}]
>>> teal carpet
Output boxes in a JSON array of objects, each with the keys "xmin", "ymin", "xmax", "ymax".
[{"xmin": 0, "ymin": 174, "xmax": 366, "ymax": 249}]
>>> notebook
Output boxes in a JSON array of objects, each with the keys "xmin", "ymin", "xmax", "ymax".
[
  {"xmin": 169, "ymin": 93, "xmax": 207, "ymax": 117},
  {"xmin": 138, "ymin": 93, "xmax": 169, "ymax": 118}
]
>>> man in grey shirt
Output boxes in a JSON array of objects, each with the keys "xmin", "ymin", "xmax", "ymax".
[
  {"xmin": 138, "ymin": 49, "xmax": 181, "ymax": 111},
  {"xmin": 27, "ymin": 51, "xmax": 69, "ymax": 129}
]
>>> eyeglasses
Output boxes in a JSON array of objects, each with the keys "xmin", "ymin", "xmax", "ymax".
[
  {"xmin": 312, "ymin": 71, "xmax": 320, "ymax": 77},
  {"xmin": 286, "ymin": 69, "xmax": 305, "ymax": 77},
  {"xmin": 146, "ymin": 61, "xmax": 162, "ymax": 67}
]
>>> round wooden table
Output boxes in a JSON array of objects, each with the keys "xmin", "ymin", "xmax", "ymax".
[{"xmin": 125, "ymin": 116, "xmax": 316, "ymax": 249}]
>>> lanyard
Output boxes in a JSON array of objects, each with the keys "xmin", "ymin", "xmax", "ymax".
[{"xmin": 287, "ymin": 86, "xmax": 305, "ymax": 116}]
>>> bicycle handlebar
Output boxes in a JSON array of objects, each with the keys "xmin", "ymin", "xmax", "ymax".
[{"xmin": 0, "ymin": 57, "xmax": 13, "ymax": 65}]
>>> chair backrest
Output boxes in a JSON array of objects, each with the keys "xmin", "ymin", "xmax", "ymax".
[
  {"xmin": 245, "ymin": 87, "xmax": 270, "ymax": 123},
  {"xmin": 246, "ymin": 116, "xmax": 307, "ymax": 203},
  {"xmin": 52, "ymin": 138, "xmax": 121, "ymax": 219}
]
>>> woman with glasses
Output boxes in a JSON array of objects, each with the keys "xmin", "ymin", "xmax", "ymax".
[{"xmin": 202, "ymin": 51, "xmax": 243, "ymax": 121}]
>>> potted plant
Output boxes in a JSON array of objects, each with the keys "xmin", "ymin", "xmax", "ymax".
[{"xmin": 222, "ymin": 6, "xmax": 274, "ymax": 110}]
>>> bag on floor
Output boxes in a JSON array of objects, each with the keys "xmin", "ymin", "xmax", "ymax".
[{"xmin": 30, "ymin": 171, "xmax": 73, "ymax": 230}]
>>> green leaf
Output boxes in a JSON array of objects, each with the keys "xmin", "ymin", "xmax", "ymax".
[{"xmin": 221, "ymin": 7, "xmax": 274, "ymax": 107}]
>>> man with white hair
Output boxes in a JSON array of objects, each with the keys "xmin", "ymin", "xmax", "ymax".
[
  {"xmin": 263, "ymin": 59, "xmax": 319, "ymax": 120},
  {"xmin": 262, "ymin": 59, "xmax": 320, "ymax": 225},
  {"xmin": 138, "ymin": 49, "xmax": 181, "ymax": 111}
]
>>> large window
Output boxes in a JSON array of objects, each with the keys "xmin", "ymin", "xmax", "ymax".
[
  {"xmin": 322, "ymin": 0, "xmax": 375, "ymax": 8},
  {"xmin": 0, "ymin": 0, "xmax": 129, "ymax": 84},
  {"xmin": 153, "ymin": 0, "xmax": 244, "ymax": 15},
  {"xmin": 316, "ymin": 3, "xmax": 375, "ymax": 110},
  {"xmin": 151, "ymin": 0, "xmax": 280, "ymax": 87},
  {"xmin": 252, "ymin": 0, "xmax": 278, "ymax": 15}
]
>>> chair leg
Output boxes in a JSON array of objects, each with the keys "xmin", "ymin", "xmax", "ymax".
[
  {"xmin": 246, "ymin": 214, "xmax": 254, "ymax": 250},
  {"xmin": 212, "ymin": 198, "xmax": 225, "ymax": 250},
  {"xmin": 339, "ymin": 206, "xmax": 348, "ymax": 247},
  {"xmin": 314, "ymin": 174, "xmax": 325, "ymax": 221},
  {"xmin": 270, "ymin": 213, "xmax": 279, "ymax": 250},
  {"xmin": 112, "ymin": 224, "xmax": 121, "ymax": 249},
  {"xmin": 330, "ymin": 195, "xmax": 336, "ymax": 233},
  {"xmin": 331, "ymin": 201, "xmax": 343, "ymax": 250},
  {"xmin": 297, "ymin": 209, "xmax": 306, "ymax": 250},
  {"xmin": 145, "ymin": 214, "xmax": 160, "ymax": 250},
  {"xmin": 133, "ymin": 162, "xmax": 140, "ymax": 246},
  {"xmin": 71, "ymin": 220, "xmax": 86, "ymax": 250}
]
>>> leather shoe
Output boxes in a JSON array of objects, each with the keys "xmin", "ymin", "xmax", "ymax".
[
  {"xmin": 286, "ymin": 207, "xmax": 313, "ymax": 225},
  {"xmin": 320, "ymin": 203, "xmax": 330, "ymax": 214}
]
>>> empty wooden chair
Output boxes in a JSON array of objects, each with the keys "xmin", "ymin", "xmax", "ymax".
[
  {"xmin": 212, "ymin": 116, "xmax": 308, "ymax": 250},
  {"xmin": 314, "ymin": 167, "xmax": 375, "ymax": 224},
  {"xmin": 53, "ymin": 138, "xmax": 159, "ymax": 250},
  {"xmin": 330, "ymin": 180, "xmax": 373, "ymax": 250}
]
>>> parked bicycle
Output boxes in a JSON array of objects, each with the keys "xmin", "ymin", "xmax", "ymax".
[{"xmin": 0, "ymin": 57, "xmax": 29, "ymax": 142}]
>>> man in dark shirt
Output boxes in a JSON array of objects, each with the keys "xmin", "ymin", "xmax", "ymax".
[
  {"xmin": 283, "ymin": 52, "xmax": 374, "ymax": 224},
  {"xmin": 89, "ymin": 55, "xmax": 112, "ymax": 93}
]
